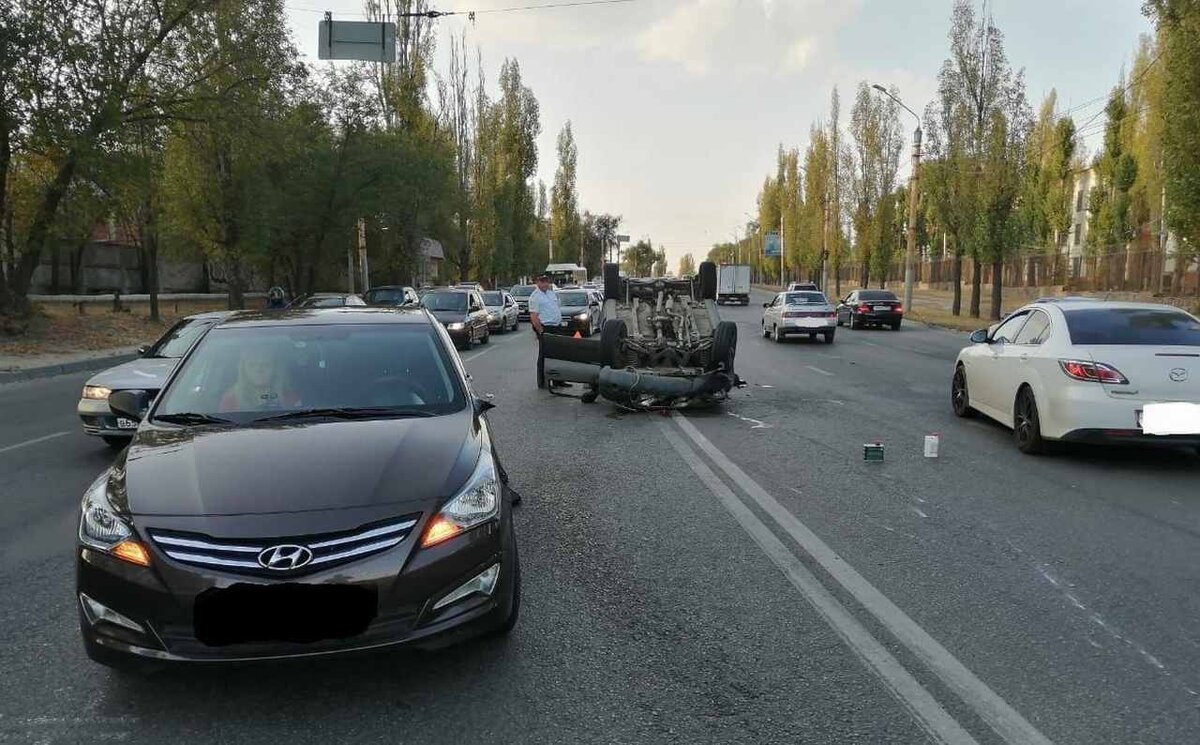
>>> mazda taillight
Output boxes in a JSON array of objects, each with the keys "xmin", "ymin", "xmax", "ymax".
[
  {"xmin": 857, "ymin": 304, "xmax": 871, "ymax": 313},
  {"xmin": 894, "ymin": 304, "xmax": 903, "ymax": 313},
  {"xmin": 1059, "ymin": 359, "xmax": 1128, "ymax": 384},
  {"xmin": 783, "ymin": 311, "xmax": 801, "ymax": 318}
]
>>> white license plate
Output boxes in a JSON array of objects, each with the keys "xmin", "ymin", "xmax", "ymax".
[
  {"xmin": 872, "ymin": 304, "xmax": 892, "ymax": 310},
  {"xmin": 116, "ymin": 417, "xmax": 138, "ymax": 430}
]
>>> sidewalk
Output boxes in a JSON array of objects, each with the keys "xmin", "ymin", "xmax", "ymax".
[{"xmin": 0, "ymin": 345, "xmax": 139, "ymax": 382}]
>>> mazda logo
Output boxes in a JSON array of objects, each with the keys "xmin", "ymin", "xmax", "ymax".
[
  {"xmin": 1169, "ymin": 368, "xmax": 1189, "ymax": 383},
  {"xmin": 257, "ymin": 544, "xmax": 313, "ymax": 571}
]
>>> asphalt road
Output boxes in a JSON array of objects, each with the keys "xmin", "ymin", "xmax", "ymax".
[{"xmin": 3, "ymin": 290, "xmax": 1200, "ymax": 744}]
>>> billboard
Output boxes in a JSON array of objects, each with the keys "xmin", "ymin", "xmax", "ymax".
[
  {"xmin": 318, "ymin": 20, "xmax": 397, "ymax": 62},
  {"xmin": 764, "ymin": 231, "xmax": 781, "ymax": 257}
]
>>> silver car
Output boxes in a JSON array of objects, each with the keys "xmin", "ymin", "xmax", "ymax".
[
  {"xmin": 482, "ymin": 290, "xmax": 521, "ymax": 333},
  {"xmin": 76, "ymin": 311, "xmax": 233, "ymax": 448},
  {"xmin": 761, "ymin": 290, "xmax": 837, "ymax": 344}
]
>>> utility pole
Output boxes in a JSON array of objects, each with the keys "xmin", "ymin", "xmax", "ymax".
[
  {"xmin": 779, "ymin": 213, "xmax": 785, "ymax": 286},
  {"xmin": 357, "ymin": 218, "xmax": 369, "ymax": 292},
  {"xmin": 873, "ymin": 84, "xmax": 921, "ymax": 313},
  {"xmin": 820, "ymin": 196, "xmax": 829, "ymax": 292}
]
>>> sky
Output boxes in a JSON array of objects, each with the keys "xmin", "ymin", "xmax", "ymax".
[{"xmin": 286, "ymin": 0, "xmax": 1153, "ymax": 269}]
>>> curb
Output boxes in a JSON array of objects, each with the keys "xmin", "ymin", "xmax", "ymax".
[{"xmin": 0, "ymin": 352, "xmax": 138, "ymax": 385}]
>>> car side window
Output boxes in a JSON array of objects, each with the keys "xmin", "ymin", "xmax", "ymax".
[
  {"xmin": 991, "ymin": 311, "xmax": 1030, "ymax": 344},
  {"xmin": 1013, "ymin": 310, "xmax": 1051, "ymax": 345}
]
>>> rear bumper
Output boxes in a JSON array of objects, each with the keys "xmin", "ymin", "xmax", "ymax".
[
  {"xmin": 853, "ymin": 311, "xmax": 902, "ymax": 324},
  {"xmin": 779, "ymin": 318, "xmax": 836, "ymax": 333},
  {"xmin": 1059, "ymin": 429, "xmax": 1200, "ymax": 448}
]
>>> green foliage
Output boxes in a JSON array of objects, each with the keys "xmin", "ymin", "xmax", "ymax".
[
  {"xmin": 623, "ymin": 239, "xmax": 656, "ymax": 277},
  {"xmin": 550, "ymin": 121, "xmax": 582, "ymax": 265},
  {"xmin": 678, "ymin": 253, "xmax": 696, "ymax": 276}
]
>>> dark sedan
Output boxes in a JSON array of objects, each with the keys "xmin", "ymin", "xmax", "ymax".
[
  {"xmin": 77, "ymin": 308, "xmax": 520, "ymax": 670},
  {"xmin": 421, "ymin": 289, "xmax": 490, "ymax": 349},
  {"xmin": 836, "ymin": 289, "xmax": 904, "ymax": 330}
]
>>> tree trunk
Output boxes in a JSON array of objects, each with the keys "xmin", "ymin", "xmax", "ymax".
[
  {"xmin": 69, "ymin": 239, "xmax": 88, "ymax": 293},
  {"xmin": 1172, "ymin": 257, "xmax": 1184, "ymax": 295},
  {"xmin": 16, "ymin": 151, "xmax": 79, "ymax": 299},
  {"xmin": 143, "ymin": 199, "xmax": 160, "ymax": 322},
  {"xmin": 970, "ymin": 257, "xmax": 982, "ymax": 318},
  {"xmin": 49, "ymin": 242, "xmax": 61, "ymax": 293},
  {"xmin": 990, "ymin": 260, "xmax": 1003, "ymax": 320},
  {"xmin": 952, "ymin": 253, "xmax": 963, "ymax": 316}
]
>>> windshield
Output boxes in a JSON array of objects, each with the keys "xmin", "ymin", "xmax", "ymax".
[
  {"xmin": 421, "ymin": 292, "xmax": 468, "ymax": 312},
  {"xmin": 364, "ymin": 288, "xmax": 408, "ymax": 305},
  {"xmin": 858, "ymin": 291, "xmax": 898, "ymax": 302},
  {"xmin": 557, "ymin": 291, "xmax": 589, "ymax": 306},
  {"xmin": 1063, "ymin": 308, "xmax": 1200, "ymax": 346},
  {"xmin": 154, "ymin": 324, "xmax": 465, "ymax": 423},
  {"xmin": 510, "ymin": 286, "xmax": 534, "ymax": 297},
  {"xmin": 482, "ymin": 292, "xmax": 503, "ymax": 305},
  {"xmin": 786, "ymin": 292, "xmax": 827, "ymax": 305},
  {"xmin": 147, "ymin": 318, "xmax": 216, "ymax": 358}
]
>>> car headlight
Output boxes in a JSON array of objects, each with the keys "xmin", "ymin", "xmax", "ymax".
[
  {"xmin": 575, "ymin": 312, "xmax": 589, "ymax": 321},
  {"xmin": 83, "ymin": 385, "xmax": 112, "ymax": 400},
  {"xmin": 79, "ymin": 474, "xmax": 150, "ymax": 566},
  {"xmin": 421, "ymin": 451, "xmax": 499, "ymax": 548},
  {"xmin": 486, "ymin": 312, "xmax": 496, "ymax": 320},
  {"xmin": 447, "ymin": 322, "xmax": 466, "ymax": 331}
]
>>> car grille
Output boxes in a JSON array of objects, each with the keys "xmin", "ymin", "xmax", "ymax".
[{"xmin": 147, "ymin": 515, "xmax": 420, "ymax": 576}]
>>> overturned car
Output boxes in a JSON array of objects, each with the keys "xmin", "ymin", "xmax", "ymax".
[{"xmin": 541, "ymin": 261, "xmax": 740, "ymax": 409}]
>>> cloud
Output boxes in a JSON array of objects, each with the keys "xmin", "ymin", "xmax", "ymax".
[{"xmin": 635, "ymin": 0, "xmax": 859, "ymax": 77}]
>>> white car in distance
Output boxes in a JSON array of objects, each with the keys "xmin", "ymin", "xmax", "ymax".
[
  {"xmin": 761, "ymin": 290, "xmax": 838, "ymax": 344},
  {"xmin": 952, "ymin": 299, "xmax": 1200, "ymax": 454}
]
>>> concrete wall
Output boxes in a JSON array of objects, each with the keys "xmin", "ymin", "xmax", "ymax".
[{"xmin": 32, "ymin": 241, "xmax": 210, "ymax": 294}]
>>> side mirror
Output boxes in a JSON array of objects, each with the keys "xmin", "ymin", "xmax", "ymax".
[
  {"xmin": 136, "ymin": 344, "xmax": 149, "ymax": 356},
  {"xmin": 473, "ymin": 395, "xmax": 496, "ymax": 415},
  {"xmin": 762, "ymin": 302, "xmax": 770, "ymax": 308},
  {"xmin": 969, "ymin": 329, "xmax": 990, "ymax": 344},
  {"xmin": 108, "ymin": 389, "xmax": 151, "ymax": 421}
]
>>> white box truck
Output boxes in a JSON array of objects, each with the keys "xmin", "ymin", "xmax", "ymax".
[{"xmin": 716, "ymin": 264, "xmax": 751, "ymax": 305}]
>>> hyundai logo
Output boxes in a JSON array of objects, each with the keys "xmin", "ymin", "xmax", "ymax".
[
  {"xmin": 257, "ymin": 544, "xmax": 313, "ymax": 571},
  {"xmin": 1169, "ymin": 368, "xmax": 1189, "ymax": 383}
]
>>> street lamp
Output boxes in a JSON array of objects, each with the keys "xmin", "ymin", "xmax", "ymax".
[{"xmin": 872, "ymin": 83, "xmax": 922, "ymax": 314}]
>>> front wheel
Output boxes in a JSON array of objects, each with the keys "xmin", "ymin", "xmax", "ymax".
[
  {"xmin": 479, "ymin": 328, "xmax": 490, "ymax": 345},
  {"xmin": 836, "ymin": 313, "xmax": 844, "ymax": 327},
  {"xmin": 762, "ymin": 321, "xmax": 769, "ymax": 338},
  {"xmin": 951, "ymin": 366, "xmax": 975, "ymax": 418},
  {"xmin": 849, "ymin": 313, "xmax": 860, "ymax": 330},
  {"xmin": 102, "ymin": 436, "xmax": 128, "ymax": 451},
  {"xmin": 1013, "ymin": 387, "xmax": 1046, "ymax": 454}
]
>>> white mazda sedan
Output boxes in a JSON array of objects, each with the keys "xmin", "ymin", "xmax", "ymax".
[{"xmin": 952, "ymin": 299, "xmax": 1200, "ymax": 454}]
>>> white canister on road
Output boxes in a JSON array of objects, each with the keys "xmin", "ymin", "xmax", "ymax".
[{"xmin": 923, "ymin": 433, "xmax": 941, "ymax": 458}]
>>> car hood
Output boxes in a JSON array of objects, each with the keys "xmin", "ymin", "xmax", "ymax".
[
  {"xmin": 484, "ymin": 305, "xmax": 505, "ymax": 312},
  {"xmin": 559, "ymin": 304, "xmax": 589, "ymax": 313},
  {"xmin": 86, "ymin": 356, "xmax": 178, "ymax": 391},
  {"xmin": 430, "ymin": 310, "xmax": 468, "ymax": 324},
  {"xmin": 116, "ymin": 412, "xmax": 480, "ymax": 516}
]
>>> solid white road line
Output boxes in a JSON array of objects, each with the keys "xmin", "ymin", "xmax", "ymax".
[
  {"xmin": 656, "ymin": 420, "xmax": 978, "ymax": 745},
  {"xmin": 805, "ymin": 365, "xmax": 834, "ymax": 377},
  {"xmin": 672, "ymin": 413, "xmax": 1054, "ymax": 745},
  {"xmin": 462, "ymin": 345, "xmax": 499, "ymax": 362},
  {"xmin": 0, "ymin": 431, "xmax": 70, "ymax": 456}
]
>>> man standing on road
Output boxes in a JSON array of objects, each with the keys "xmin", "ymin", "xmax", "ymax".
[{"xmin": 528, "ymin": 274, "xmax": 569, "ymax": 389}]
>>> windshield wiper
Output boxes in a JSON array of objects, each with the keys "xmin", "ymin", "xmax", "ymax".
[
  {"xmin": 253, "ymin": 407, "xmax": 435, "ymax": 423},
  {"xmin": 154, "ymin": 412, "xmax": 234, "ymax": 426}
]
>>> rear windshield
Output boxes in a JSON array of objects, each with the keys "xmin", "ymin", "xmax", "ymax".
[
  {"xmin": 482, "ymin": 292, "xmax": 503, "ymax": 305},
  {"xmin": 557, "ymin": 291, "xmax": 589, "ymax": 306},
  {"xmin": 421, "ymin": 292, "xmax": 468, "ymax": 312},
  {"xmin": 786, "ymin": 292, "xmax": 827, "ymax": 305},
  {"xmin": 364, "ymin": 288, "xmax": 408, "ymax": 305},
  {"xmin": 1063, "ymin": 308, "xmax": 1200, "ymax": 346},
  {"xmin": 858, "ymin": 291, "xmax": 898, "ymax": 302},
  {"xmin": 510, "ymin": 285, "xmax": 534, "ymax": 297}
]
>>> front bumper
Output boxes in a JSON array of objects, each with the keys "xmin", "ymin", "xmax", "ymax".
[
  {"xmin": 77, "ymin": 505, "xmax": 515, "ymax": 664},
  {"xmin": 77, "ymin": 397, "xmax": 137, "ymax": 438},
  {"xmin": 516, "ymin": 303, "xmax": 530, "ymax": 320}
]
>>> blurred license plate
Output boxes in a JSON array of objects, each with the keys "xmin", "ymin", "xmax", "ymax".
[
  {"xmin": 872, "ymin": 304, "xmax": 891, "ymax": 310},
  {"xmin": 116, "ymin": 417, "xmax": 138, "ymax": 429}
]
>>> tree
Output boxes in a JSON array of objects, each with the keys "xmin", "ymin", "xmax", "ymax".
[
  {"xmin": 927, "ymin": 0, "xmax": 1026, "ymax": 317},
  {"xmin": 848, "ymin": 82, "xmax": 903, "ymax": 288},
  {"xmin": 623, "ymin": 239, "xmax": 656, "ymax": 277},
  {"xmin": 678, "ymin": 252, "xmax": 696, "ymax": 276},
  {"xmin": 1143, "ymin": 1, "xmax": 1200, "ymax": 294},
  {"xmin": 1087, "ymin": 87, "xmax": 1139, "ymax": 290},
  {"xmin": 550, "ymin": 121, "xmax": 581, "ymax": 264},
  {"xmin": 652, "ymin": 247, "xmax": 667, "ymax": 277},
  {"xmin": 582, "ymin": 212, "xmax": 621, "ymax": 277}
]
